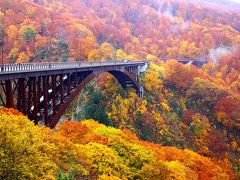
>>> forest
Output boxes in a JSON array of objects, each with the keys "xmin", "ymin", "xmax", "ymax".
[{"xmin": 0, "ymin": 0, "xmax": 240, "ymax": 179}]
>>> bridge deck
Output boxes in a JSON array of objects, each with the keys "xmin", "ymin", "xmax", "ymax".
[
  {"xmin": 0, "ymin": 61, "xmax": 147, "ymax": 80},
  {"xmin": 0, "ymin": 61, "xmax": 146, "ymax": 74},
  {"xmin": 0, "ymin": 58, "xmax": 207, "ymax": 80},
  {"xmin": 159, "ymin": 57, "xmax": 207, "ymax": 61}
]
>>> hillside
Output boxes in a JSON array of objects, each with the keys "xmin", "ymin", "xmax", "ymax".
[
  {"xmin": 0, "ymin": 0, "xmax": 240, "ymax": 179},
  {"xmin": 0, "ymin": 0, "xmax": 240, "ymax": 63},
  {"xmin": 69, "ymin": 47, "xmax": 240, "ymax": 177},
  {"xmin": 0, "ymin": 107, "xmax": 236, "ymax": 179}
]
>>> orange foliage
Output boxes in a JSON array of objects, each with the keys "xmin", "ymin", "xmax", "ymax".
[
  {"xmin": 57, "ymin": 121, "xmax": 89, "ymax": 144},
  {"xmin": 1, "ymin": 0, "xmax": 240, "ymax": 63},
  {"xmin": 0, "ymin": 106, "xmax": 23, "ymax": 116}
]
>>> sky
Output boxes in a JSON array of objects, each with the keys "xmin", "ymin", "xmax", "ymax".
[{"xmin": 229, "ymin": 0, "xmax": 240, "ymax": 3}]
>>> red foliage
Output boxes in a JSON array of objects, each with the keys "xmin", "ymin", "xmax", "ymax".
[
  {"xmin": 182, "ymin": 109, "xmax": 195, "ymax": 125},
  {"xmin": 215, "ymin": 96, "xmax": 240, "ymax": 129},
  {"xmin": 219, "ymin": 45, "xmax": 240, "ymax": 72},
  {"xmin": 206, "ymin": 130, "xmax": 229, "ymax": 158}
]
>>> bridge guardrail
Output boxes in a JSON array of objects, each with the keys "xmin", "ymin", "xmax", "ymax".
[{"xmin": 0, "ymin": 60, "xmax": 146, "ymax": 74}]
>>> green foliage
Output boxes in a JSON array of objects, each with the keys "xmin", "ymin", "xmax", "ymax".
[
  {"xmin": 56, "ymin": 169, "xmax": 75, "ymax": 180},
  {"xmin": 187, "ymin": 78, "xmax": 229, "ymax": 112},
  {"xmin": 7, "ymin": 48, "xmax": 19, "ymax": 63},
  {"xmin": 57, "ymin": 39, "xmax": 69, "ymax": 62},
  {"xmin": 36, "ymin": 39, "xmax": 69, "ymax": 62},
  {"xmin": 84, "ymin": 90, "xmax": 112, "ymax": 126},
  {"xmin": 20, "ymin": 25, "xmax": 37, "ymax": 43}
]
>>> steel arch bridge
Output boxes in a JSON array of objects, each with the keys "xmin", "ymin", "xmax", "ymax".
[{"xmin": 0, "ymin": 61, "xmax": 147, "ymax": 128}]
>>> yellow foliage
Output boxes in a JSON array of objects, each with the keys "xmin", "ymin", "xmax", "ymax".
[
  {"xmin": 150, "ymin": 63, "xmax": 165, "ymax": 76},
  {"xmin": 106, "ymin": 91, "xmax": 143, "ymax": 127},
  {"xmin": 152, "ymin": 110, "xmax": 164, "ymax": 124},
  {"xmin": 16, "ymin": 52, "xmax": 30, "ymax": 63},
  {"xmin": 116, "ymin": 49, "xmax": 128, "ymax": 60},
  {"xmin": 146, "ymin": 54, "xmax": 158, "ymax": 62},
  {"xmin": 164, "ymin": 161, "xmax": 187, "ymax": 180},
  {"xmin": 0, "ymin": 114, "xmax": 57, "ymax": 179},
  {"xmin": 0, "ymin": 107, "xmax": 235, "ymax": 179},
  {"xmin": 101, "ymin": 43, "xmax": 114, "ymax": 60},
  {"xmin": 143, "ymin": 70, "xmax": 162, "ymax": 92},
  {"xmin": 161, "ymin": 102, "xmax": 170, "ymax": 112},
  {"xmin": 87, "ymin": 49, "xmax": 101, "ymax": 61},
  {"xmin": 79, "ymin": 142, "xmax": 131, "ymax": 178},
  {"xmin": 137, "ymin": 100, "xmax": 147, "ymax": 114}
]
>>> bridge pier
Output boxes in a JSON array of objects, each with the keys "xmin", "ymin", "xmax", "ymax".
[
  {"xmin": 43, "ymin": 76, "xmax": 49, "ymax": 125},
  {"xmin": 52, "ymin": 75, "xmax": 57, "ymax": 115},
  {"xmin": 5, "ymin": 80, "xmax": 14, "ymax": 108},
  {"xmin": 32, "ymin": 77, "xmax": 38, "ymax": 125},
  {"xmin": 138, "ymin": 86, "xmax": 144, "ymax": 99}
]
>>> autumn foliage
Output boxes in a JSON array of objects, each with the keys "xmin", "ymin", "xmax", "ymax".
[
  {"xmin": 0, "ymin": 108, "xmax": 236, "ymax": 179},
  {"xmin": 0, "ymin": 0, "xmax": 240, "ymax": 63},
  {"xmin": 0, "ymin": 0, "xmax": 240, "ymax": 179}
]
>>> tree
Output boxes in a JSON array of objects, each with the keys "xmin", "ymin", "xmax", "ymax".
[
  {"xmin": 79, "ymin": 142, "xmax": 131, "ymax": 178},
  {"xmin": 16, "ymin": 52, "xmax": 29, "ymax": 63},
  {"xmin": 20, "ymin": 25, "xmax": 37, "ymax": 43},
  {"xmin": 164, "ymin": 60, "xmax": 199, "ymax": 90},
  {"xmin": 7, "ymin": 47, "xmax": 19, "ymax": 63},
  {"xmin": 87, "ymin": 49, "xmax": 101, "ymax": 61},
  {"xmin": 84, "ymin": 90, "xmax": 111, "ymax": 126},
  {"xmin": 101, "ymin": 43, "xmax": 114, "ymax": 60},
  {"xmin": 0, "ymin": 113, "xmax": 57, "ymax": 179},
  {"xmin": 0, "ymin": 11, "xmax": 4, "ymax": 64},
  {"xmin": 142, "ymin": 69, "xmax": 162, "ymax": 93},
  {"xmin": 206, "ymin": 130, "xmax": 229, "ymax": 158},
  {"xmin": 187, "ymin": 78, "xmax": 229, "ymax": 112},
  {"xmin": 215, "ymin": 96, "xmax": 240, "ymax": 130},
  {"xmin": 0, "ymin": 107, "xmax": 91, "ymax": 179},
  {"xmin": 116, "ymin": 49, "xmax": 128, "ymax": 60}
]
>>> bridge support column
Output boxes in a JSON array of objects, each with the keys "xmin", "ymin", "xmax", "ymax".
[
  {"xmin": 32, "ymin": 77, "xmax": 39, "ymax": 125},
  {"xmin": 67, "ymin": 74, "xmax": 71, "ymax": 95},
  {"xmin": 37, "ymin": 77, "xmax": 42, "ymax": 103},
  {"xmin": 73, "ymin": 73, "xmax": 77, "ymax": 88},
  {"xmin": 43, "ymin": 76, "xmax": 49, "ymax": 126},
  {"xmin": 5, "ymin": 80, "xmax": 14, "ymax": 108},
  {"xmin": 17, "ymin": 78, "xmax": 26, "ymax": 114},
  {"xmin": 60, "ymin": 75, "xmax": 64, "ymax": 104},
  {"xmin": 52, "ymin": 75, "xmax": 56, "ymax": 115},
  {"xmin": 138, "ymin": 86, "xmax": 144, "ymax": 99},
  {"xmin": 27, "ymin": 78, "xmax": 33, "ymax": 115}
]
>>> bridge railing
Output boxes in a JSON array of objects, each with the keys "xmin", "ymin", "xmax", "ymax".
[
  {"xmin": 159, "ymin": 57, "xmax": 207, "ymax": 61},
  {"xmin": 0, "ymin": 60, "xmax": 146, "ymax": 74}
]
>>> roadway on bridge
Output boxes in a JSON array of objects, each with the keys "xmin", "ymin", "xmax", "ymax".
[{"xmin": 0, "ymin": 61, "xmax": 147, "ymax": 75}]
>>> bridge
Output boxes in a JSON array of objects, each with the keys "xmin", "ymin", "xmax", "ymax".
[
  {"xmin": 0, "ymin": 61, "xmax": 147, "ymax": 128},
  {"xmin": 159, "ymin": 58, "xmax": 207, "ymax": 67}
]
